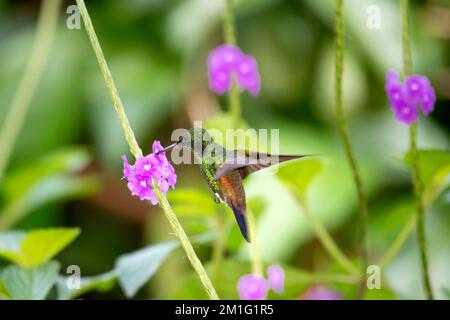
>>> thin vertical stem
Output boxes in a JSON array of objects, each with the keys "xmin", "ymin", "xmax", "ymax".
[
  {"xmin": 0, "ymin": 0, "xmax": 61, "ymax": 184},
  {"xmin": 401, "ymin": 0, "xmax": 433, "ymax": 300},
  {"xmin": 76, "ymin": 0, "xmax": 219, "ymax": 300},
  {"xmin": 335, "ymin": 0, "xmax": 369, "ymax": 292},
  {"xmin": 401, "ymin": 0, "xmax": 412, "ymax": 76},
  {"xmin": 224, "ymin": 0, "xmax": 241, "ymax": 129},
  {"xmin": 222, "ymin": 0, "xmax": 261, "ymax": 275}
]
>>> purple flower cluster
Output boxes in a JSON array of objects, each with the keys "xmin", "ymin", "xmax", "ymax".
[
  {"xmin": 237, "ymin": 265, "xmax": 285, "ymax": 300},
  {"xmin": 385, "ymin": 70, "xmax": 436, "ymax": 125},
  {"xmin": 208, "ymin": 45, "xmax": 261, "ymax": 96},
  {"xmin": 122, "ymin": 141, "xmax": 176, "ymax": 204}
]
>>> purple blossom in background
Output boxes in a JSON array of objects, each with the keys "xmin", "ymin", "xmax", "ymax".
[
  {"xmin": 385, "ymin": 70, "xmax": 436, "ymax": 125},
  {"xmin": 208, "ymin": 45, "xmax": 261, "ymax": 96},
  {"xmin": 237, "ymin": 265, "xmax": 285, "ymax": 300},
  {"xmin": 300, "ymin": 285, "xmax": 342, "ymax": 300},
  {"xmin": 122, "ymin": 140, "xmax": 176, "ymax": 204},
  {"xmin": 267, "ymin": 265, "xmax": 285, "ymax": 293},
  {"xmin": 237, "ymin": 275, "xmax": 268, "ymax": 300}
]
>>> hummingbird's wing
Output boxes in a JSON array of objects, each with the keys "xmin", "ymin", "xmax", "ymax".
[
  {"xmin": 217, "ymin": 172, "xmax": 249, "ymax": 242},
  {"xmin": 214, "ymin": 150, "xmax": 306, "ymax": 180}
]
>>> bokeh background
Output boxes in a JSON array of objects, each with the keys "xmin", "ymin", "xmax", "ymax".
[{"xmin": 0, "ymin": 0, "xmax": 449, "ymax": 299}]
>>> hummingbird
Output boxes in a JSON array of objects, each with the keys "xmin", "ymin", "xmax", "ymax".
[{"xmin": 157, "ymin": 128, "xmax": 306, "ymax": 242}]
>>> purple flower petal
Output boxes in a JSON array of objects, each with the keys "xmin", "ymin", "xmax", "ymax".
[
  {"xmin": 419, "ymin": 85, "xmax": 435, "ymax": 116},
  {"xmin": 405, "ymin": 75, "xmax": 427, "ymax": 101},
  {"xmin": 122, "ymin": 155, "xmax": 132, "ymax": 179},
  {"xmin": 237, "ymin": 275, "xmax": 268, "ymax": 300},
  {"xmin": 267, "ymin": 265, "xmax": 285, "ymax": 293},
  {"xmin": 385, "ymin": 82, "xmax": 406, "ymax": 109},
  {"xmin": 209, "ymin": 71, "xmax": 232, "ymax": 95},
  {"xmin": 386, "ymin": 70, "xmax": 400, "ymax": 86}
]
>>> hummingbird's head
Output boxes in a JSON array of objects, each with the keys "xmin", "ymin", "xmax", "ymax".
[{"xmin": 156, "ymin": 127, "xmax": 214, "ymax": 155}]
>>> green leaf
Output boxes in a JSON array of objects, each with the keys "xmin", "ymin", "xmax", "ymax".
[
  {"xmin": 167, "ymin": 188, "xmax": 216, "ymax": 217},
  {"xmin": 1, "ymin": 261, "xmax": 60, "ymax": 300},
  {"xmin": 56, "ymin": 270, "xmax": 117, "ymax": 300},
  {"xmin": 0, "ymin": 228, "xmax": 80, "ymax": 268},
  {"xmin": 115, "ymin": 241, "xmax": 178, "ymax": 298},
  {"xmin": 404, "ymin": 149, "xmax": 450, "ymax": 202},
  {"xmin": 276, "ymin": 158, "xmax": 324, "ymax": 201},
  {"xmin": 169, "ymin": 259, "xmax": 354, "ymax": 299},
  {"xmin": 0, "ymin": 148, "xmax": 98, "ymax": 230}
]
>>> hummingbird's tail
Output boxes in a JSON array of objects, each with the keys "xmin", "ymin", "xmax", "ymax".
[{"xmin": 231, "ymin": 206, "xmax": 250, "ymax": 242}]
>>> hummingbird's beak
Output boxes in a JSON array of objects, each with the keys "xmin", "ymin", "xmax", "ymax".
[{"xmin": 156, "ymin": 137, "xmax": 183, "ymax": 155}]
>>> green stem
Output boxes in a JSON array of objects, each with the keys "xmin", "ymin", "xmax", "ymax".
[
  {"xmin": 335, "ymin": 0, "xmax": 369, "ymax": 289},
  {"xmin": 247, "ymin": 208, "xmax": 263, "ymax": 276},
  {"xmin": 76, "ymin": 0, "xmax": 219, "ymax": 300},
  {"xmin": 229, "ymin": 81, "xmax": 242, "ymax": 129},
  {"xmin": 0, "ymin": 0, "xmax": 61, "ymax": 184},
  {"xmin": 298, "ymin": 198, "xmax": 359, "ymax": 277},
  {"xmin": 401, "ymin": 0, "xmax": 433, "ymax": 300},
  {"xmin": 222, "ymin": 0, "xmax": 260, "ymax": 275},
  {"xmin": 223, "ymin": 0, "xmax": 241, "ymax": 129}
]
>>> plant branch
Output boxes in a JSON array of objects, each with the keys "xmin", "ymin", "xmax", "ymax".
[
  {"xmin": 401, "ymin": 0, "xmax": 433, "ymax": 300},
  {"xmin": 0, "ymin": 0, "xmax": 61, "ymax": 184},
  {"xmin": 335, "ymin": 0, "xmax": 369, "ymax": 291},
  {"xmin": 76, "ymin": 0, "xmax": 219, "ymax": 300}
]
